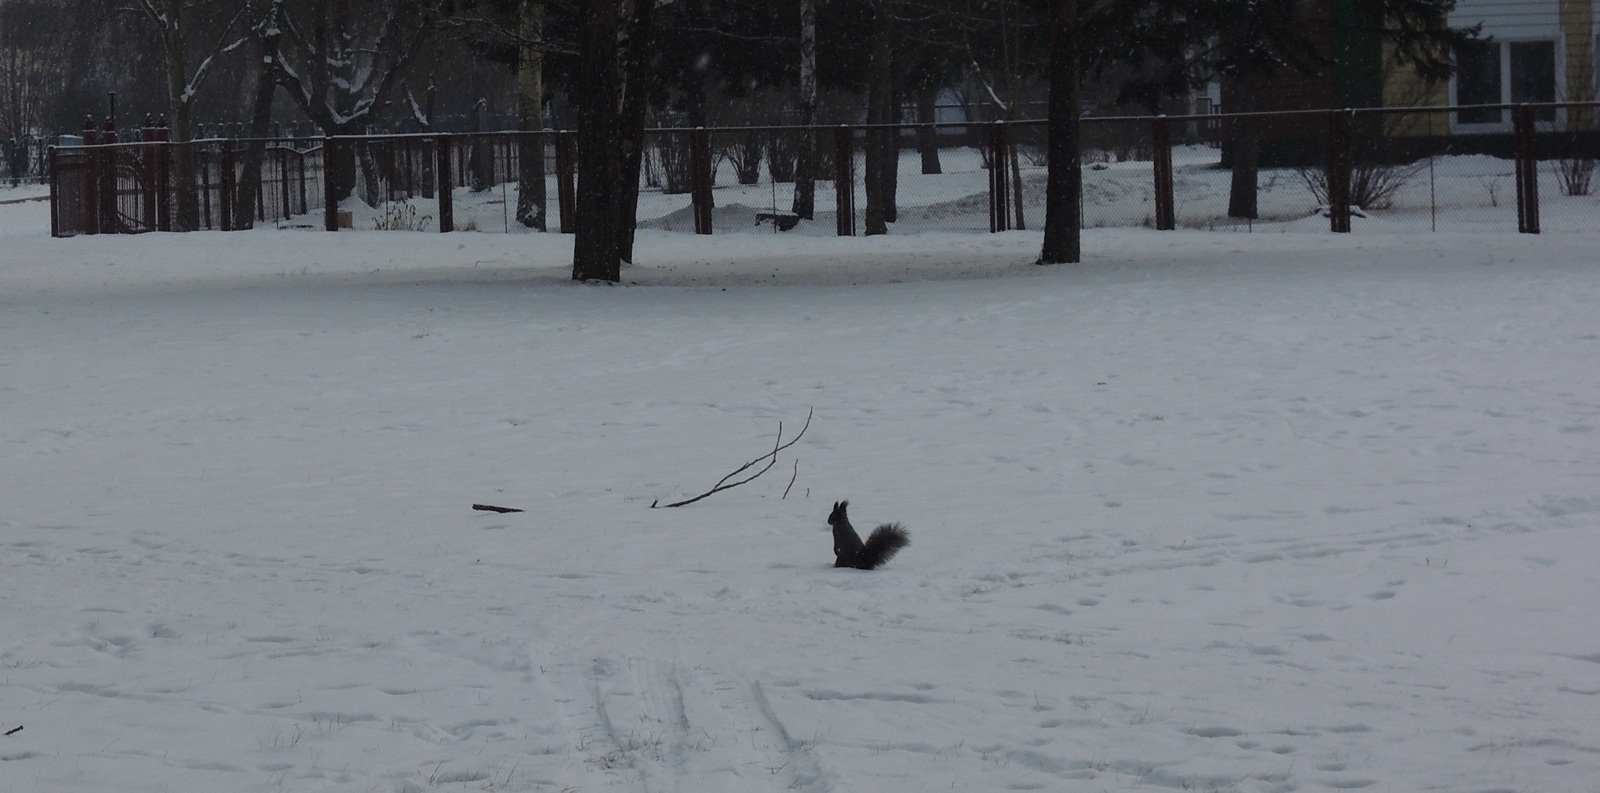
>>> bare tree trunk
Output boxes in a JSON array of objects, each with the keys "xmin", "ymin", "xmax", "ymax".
[
  {"xmin": 1227, "ymin": 73, "xmax": 1260, "ymax": 219},
  {"xmin": 790, "ymin": 0, "xmax": 817, "ymax": 219},
  {"xmin": 312, "ymin": 0, "xmax": 355, "ymax": 201},
  {"xmin": 916, "ymin": 82, "xmax": 941, "ymax": 175},
  {"xmin": 572, "ymin": 0, "xmax": 624, "ymax": 281},
  {"xmin": 233, "ymin": 6, "xmax": 281, "ymax": 230},
  {"xmin": 1040, "ymin": 0, "xmax": 1080, "ymax": 264},
  {"xmin": 144, "ymin": 0, "xmax": 203, "ymax": 230},
  {"xmin": 863, "ymin": 0, "xmax": 895, "ymax": 236},
  {"xmin": 616, "ymin": 0, "xmax": 655, "ymax": 263},
  {"xmin": 515, "ymin": 0, "xmax": 547, "ymax": 230}
]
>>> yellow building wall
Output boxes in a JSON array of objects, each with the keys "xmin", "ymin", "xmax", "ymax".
[
  {"xmin": 1380, "ymin": 40, "xmax": 1450, "ymax": 137},
  {"xmin": 1561, "ymin": 0, "xmax": 1595, "ymax": 130}
]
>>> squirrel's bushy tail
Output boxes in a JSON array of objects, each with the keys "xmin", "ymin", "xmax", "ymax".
[{"xmin": 859, "ymin": 523, "xmax": 910, "ymax": 570}]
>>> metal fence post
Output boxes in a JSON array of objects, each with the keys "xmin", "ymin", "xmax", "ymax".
[
  {"xmin": 140, "ymin": 116, "xmax": 159, "ymax": 231},
  {"xmin": 295, "ymin": 147, "xmax": 308, "ymax": 218},
  {"xmin": 1151, "ymin": 116, "xmax": 1175, "ymax": 231},
  {"xmin": 82, "ymin": 116, "xmax": 101, "ymax": 235},
  {"xmin": 48, "ymin": 146, "xmax": 61, "ymax": 237},
  {"xmin": 988, "ymin": 121, "xmax": 1010, "ymax": 233},
  {"xmin": 199, "ymin": 144, "xmax": 215, "ymax": 230},
  {"xmin": 1327, "ymin": 110, "xmax": 1352, "ymax": 234},
  {"xmin": 141, "ymin": 149, "xmax": 158, "ymax": 231},
  {"xmin": 1514, "ymin": 105, "xmax": 1540, "ymax": 234},
  {"xmin": 98, "ymin": 117, "xmax": 118, "ymax": 234},
  {"xmin": 436, "ymin": 134, "xmax": 454, "ymax": 233},
  {"xmin": 324, "ymin": 136, "xmax": 339, "ymax": 231},
  {"xmin": 150, "ymin": 118, "xmax": 172, "ymax": 232},
  {"xmin": 691, "ymin": 127, "xmax": 714, "ymax": 234},
  {"xmin": 220, "ymin": 145, "xmax": 235, "ymax": 231},
  {"xmin": 156, "ymin": 136, "xmax": 171, "ymax": 232},
  {"xmin": 834, "ymin": 125, "xmax": 855, "ymax": 237}
]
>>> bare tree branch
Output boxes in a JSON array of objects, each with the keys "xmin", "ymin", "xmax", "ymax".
[
  {"xmin": 783, "ymin": 458, "xmax": 799, "ymax": 499},
  {"xmin": 652, "ymin": 408, "xmax": 812, "ymax": 508}
]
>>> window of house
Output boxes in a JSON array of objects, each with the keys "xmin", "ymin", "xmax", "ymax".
[
  {"xmin": 1509, "ymin": 41, "xmax": 1556, "ymax": 121},
  {"xmin": 1454, "ymin": 40, "xmax": 1502, "ymax": 124},
  {"xmin": 1453, "ymin": 39, "xmax": 1559, "ymax": 127}
]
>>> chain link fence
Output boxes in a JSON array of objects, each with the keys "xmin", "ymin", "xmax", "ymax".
[{"xmin": 48, "ymin": 103, "xmax": 1600, "ymax": 238}]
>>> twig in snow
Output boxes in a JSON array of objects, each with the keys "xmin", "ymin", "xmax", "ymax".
[
  {"xmin": 4, "ymin": 726, "xmax": 21, "ymax": 736},
  {"xmin": 472, "ymin": 503, "xmax": 524, "ymax": 514},
  {"xmin": 652, "ymin": 408, "xmax": 812, "ymax": 508},
  {"xmin": 783, "ymin": 458, "xmax": 799, "ymax": 499}
]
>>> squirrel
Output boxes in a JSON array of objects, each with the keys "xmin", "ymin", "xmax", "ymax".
[{"xmin": 828, "ymin": 501, "xmax": 910, "ymax": 570}]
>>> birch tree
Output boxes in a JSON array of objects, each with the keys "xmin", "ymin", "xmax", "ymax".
[{"xmin": 789, "ymin": 0, "xmax": 817, "ymax": 219}]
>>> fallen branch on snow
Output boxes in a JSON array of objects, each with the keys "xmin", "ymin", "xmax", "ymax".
[
  {"xmin": 472, "ymin": 503, "xmax": 525, "ymax": 514},
  {"xmin": 652, "ymin": 408, "xmax": 812, "ymax": 508}
]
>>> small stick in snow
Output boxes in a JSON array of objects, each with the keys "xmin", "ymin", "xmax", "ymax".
[
  {"xmin": 783, "ymin": 458, "xmax": 799, "ymax": 499},
  {"xmin": 4, "ymin": 726, "xmax": 20, "ymax": 736},
  {"xmin": 472, "ymin": 503, "xmax": 525, "ymax": 514}
]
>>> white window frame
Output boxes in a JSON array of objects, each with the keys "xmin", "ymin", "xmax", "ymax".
[{"xmin": 1450, "ymin": 37, "xmax": 1567, "ymax": 133}]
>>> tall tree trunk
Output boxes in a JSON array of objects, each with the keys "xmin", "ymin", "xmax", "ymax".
[
  {"xmin": 311, "ymin": 3, "xmax": 358, "ymax": 204},
  {"xmin": 515, "ymin": 0, "xmax": 547, "ymax": 230},
  {"xmin": 1227, "ymin": 73, "xmax": 1260, "ymax": 219},
  {"xmin": 572, "ymin": 0, "xmax": 624, "ymax": 281},
  {"xmin": 232, "ymin": 17, "xmax": 280, "ymax": 230},
  {"xmin": 617, "ymin": 0, "xmax": 655, "ymax": 264},
  {"xmin": 1040, "ymin": 0, "xmax": 1080, "ymax": 264},
  {"xmin": 790, "ymin": 0, "xmax": 817, "ymax": 219},
  {"xmin": 916, "ymin": 82, "xmax": 941, "ymax": 175},
  {"xmin": 153, "ymin": 0, "xmax": 201, "ymax": 230},
  {"xmin": 863, "ymin": 0, "xmax": 895, "ymax": 236}
]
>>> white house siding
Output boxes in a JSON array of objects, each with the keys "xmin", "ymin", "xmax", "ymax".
[
  {"xmin": 1439, "ymin": 0, "xmax": 1598, "ymax": 129},
  {"xmin": 1451, "ymin": 0, "xmax": 1563, "ymax": 38}
]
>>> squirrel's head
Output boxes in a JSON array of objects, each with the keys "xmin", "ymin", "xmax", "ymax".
[{"xmin": 828, "ymin": 500, "xmax": 849, "ymax": 528}]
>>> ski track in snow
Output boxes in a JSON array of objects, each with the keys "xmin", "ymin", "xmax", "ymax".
[{"xmin": 3, "ymin": 192, "xmax": 1600, "ymax": 792}]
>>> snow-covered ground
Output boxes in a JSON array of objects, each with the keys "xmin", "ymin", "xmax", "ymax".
[{"xmin": 3, "ymin": 184, "xmax": 1599, "ymax": 793}]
